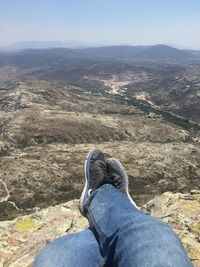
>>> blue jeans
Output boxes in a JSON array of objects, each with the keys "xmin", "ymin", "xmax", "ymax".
[{"xmin": 33, "ymin": 184, "xmax": 192, "ymax": 267}]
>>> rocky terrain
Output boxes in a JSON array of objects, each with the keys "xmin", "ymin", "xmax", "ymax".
[
  {"xmin": 1, "ymin": 47, "xmax": 200, "ymax": 123},
  {"xmin": 144, "ymin": 190, "xmax": 200, "ymax": 266},
  {"xmin": 82, "ymin": 64, "xmax": 200, "ymax": 123},
  {"xmin": 0, "ymin": 78, "xmax": 199, "ymax": 266},
  {"xmin": 0, "ymin": 80, "xmax": 199, "ymax": 220},
  {"xmin": 0, "ymin": 190, "xmax": 200, "ymax": 267}
]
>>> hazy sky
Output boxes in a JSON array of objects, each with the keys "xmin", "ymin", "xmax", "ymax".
[{"xmin": 1, "ymin": 0, "xmax": 200, "ymax": 49}]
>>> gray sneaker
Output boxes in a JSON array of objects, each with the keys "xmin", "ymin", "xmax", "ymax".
[
  {"xmin": 80, "ymin": 148, "xmax": 108, "ymax": 216},
  {"xmin": 106, "ymin": 158, "xmax": 138, "ymax": 208}
]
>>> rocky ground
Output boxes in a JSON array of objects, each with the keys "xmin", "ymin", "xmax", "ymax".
[
  {"xmin": 0, "ymin": 80, "xmax": 199, "ymax": 266},
  {"xmin": 1, "ymin": 57, "xmax": 200, "ymax": 123},
  {"xmin": 0, "ymin": 190, "xmax": 199, "ymax": 267},
  {"xmin": 0, "ymin": 80, "xmax": 200, "ymax": 221}
]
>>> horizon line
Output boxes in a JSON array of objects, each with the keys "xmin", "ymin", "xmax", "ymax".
[{"xmin": 1, "ymin": 41, "xmax": 200, "ymax": 51}]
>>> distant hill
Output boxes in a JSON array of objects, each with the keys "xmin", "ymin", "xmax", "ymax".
[
  {"xmin": 0, "ymin": 41, "xmax": 101, "ymax": 51},
  {"xmin": 0, "ymin": 48, "xmax": 100, "ymax": 68},
  {"xmin": 184, "ymin": 49, "xmax": 200, "ymax": 57},
  {"xmin": 0, "ymin": 41, "xmax": 67, "ymax": 51},
  {"xmin": 77, "ymin": 44, "xmax": 198, "ymax": 63},
  {"xmin": 0, "ymin": 45, "xmax": 199, "ymax": 65}
]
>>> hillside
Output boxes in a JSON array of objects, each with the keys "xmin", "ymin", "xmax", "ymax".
[
  {"xmin": 77, "ymin": 44, "xmax": 197, "ymax": 63},
  {"xmin": 0, "ymin": 80, "xmax": 199, "ymax": 221},
  {"xmin": 0, "ymin": 41, "xmax": 97, "ymax": 51},
  {"xmin": 1, "ymin": 44, "xmax": 199, "ymax": 64},
  {"xmin": 0, "ymin": 47, "xmax": 200, "ymax": 124}
]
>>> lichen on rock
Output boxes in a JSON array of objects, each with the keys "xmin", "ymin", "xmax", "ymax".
[{"xmin": 1, "ymin": 191, "xmax": 200, "ymax": 267}]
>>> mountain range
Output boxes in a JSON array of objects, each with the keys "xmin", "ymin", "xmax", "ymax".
[
  {"xmin": 0, "ymin": 41, "xmax": 102, "ymax": 51},
  {"xmin": 77, "ymin": 44, "xmax": 199, "ymax": 63},
  {"xmin": 0, "ymin": 44, "xmax": 200, "ymax": 64},
  {"xmin": 1, "ymin": 44, "xmax": 200, "ymax": 123}
]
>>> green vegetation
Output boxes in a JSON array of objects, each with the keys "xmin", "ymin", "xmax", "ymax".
[
  {"xmin": 115, "ymin": 94, "xmax": 200, "ymax": 132},
  {"xmin": 0, "ymin": 145, "xmax": 10, "ymax": 156}
]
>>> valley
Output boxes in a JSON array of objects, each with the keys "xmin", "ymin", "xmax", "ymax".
[
  {"xmin": 0, "ymin": 80, "xmax": 199, "ymax": 221},
  {"xmin": 0, "ymin": 46, "xmax": 200, "ymax": 266}
]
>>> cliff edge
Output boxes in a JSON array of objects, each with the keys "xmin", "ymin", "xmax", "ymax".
[{"xmin": 1, "ymin": 190, "xmax": 200, "ymax": 267}]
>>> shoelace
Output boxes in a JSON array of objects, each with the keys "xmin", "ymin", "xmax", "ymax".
[
  {"xmin": 109, "ymin": 173, "xmax": 122, "ymax": 189},
  {"xmin": 92, "ymin": 161, "xmax": 107, "ymax": 183}
]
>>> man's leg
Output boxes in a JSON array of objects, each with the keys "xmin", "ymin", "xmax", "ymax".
[
  {"xmin": 33, "ymin": 228, "xmax": 104, "ymax": 267},
  {"xmin": 85, "ymin": 184, "xmax": 192, "ymax": 267},
  {"xmin": 80, "ymin": 148, "xmax": 192, "ymax": 266}
]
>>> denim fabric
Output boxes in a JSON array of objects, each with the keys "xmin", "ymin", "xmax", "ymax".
[
  {"xmin": 33, "ymin": 228, "xmax": 104, "ymax": 267},
  {"xmin": 34, "ymin": 184, "xmax": 192, "ymax": 267},
  {"xmin": 85, "ymin": 184, "xmax": 192, "ymax": 267}
]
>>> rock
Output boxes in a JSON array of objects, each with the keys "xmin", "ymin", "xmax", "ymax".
[
  {"xmin": 147, "ymin": 112, "xmax": 161, "ymax": 119},
  {"xmin": 1, "ymin": 191, "xmax": 200, "ymax": 266},
  {"xmin": 143, "ymin": 190, "xmax": 200, "ymax": 266},
  {"xmin": 0, "ymin": 200, "xmax": 88, "ymax": 267},
  {"xmin": 191, "ymin": 189, "xmax": 200, "ymax": 195}
]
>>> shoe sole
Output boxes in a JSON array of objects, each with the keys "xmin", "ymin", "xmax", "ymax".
[
  {"xmin": 80, "ymin": 148, "xmax": 96, "ymax": 214},
  {"xmin": 108, "ymin": 158, "xmax": 139, "ymax": 209}
]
